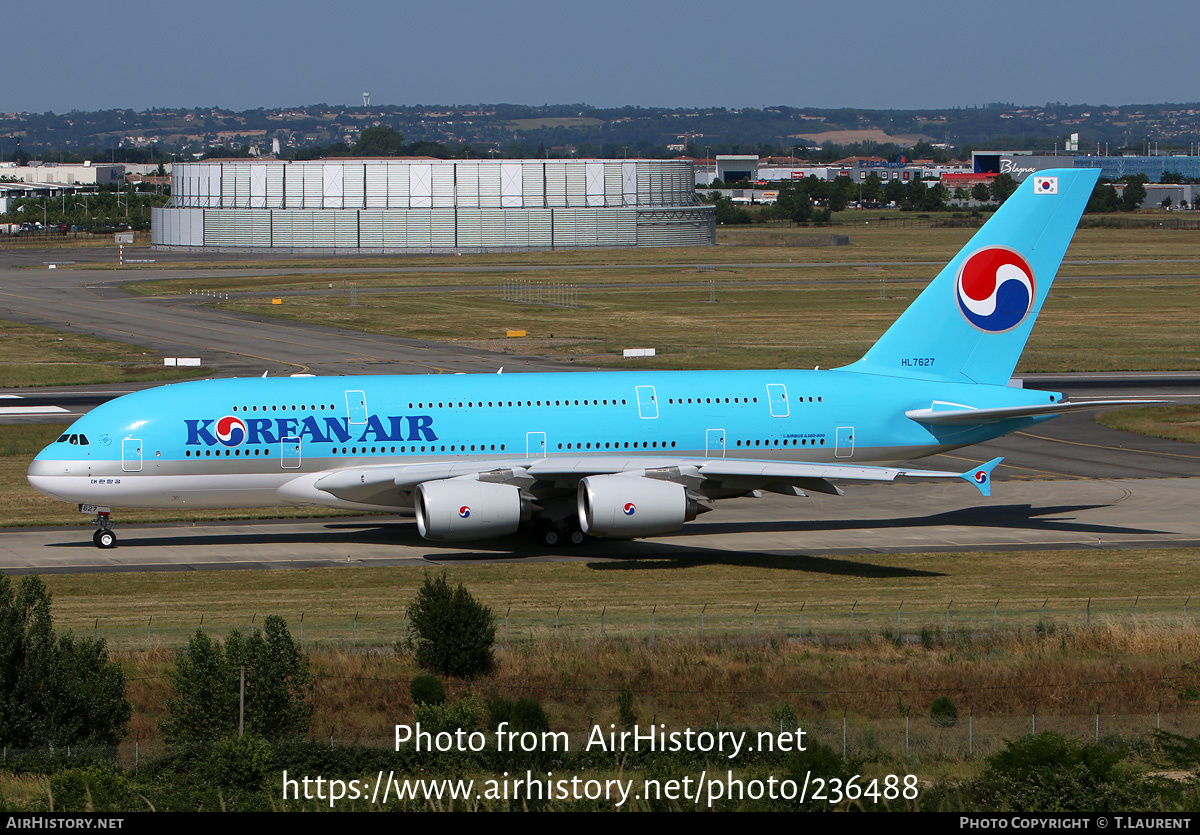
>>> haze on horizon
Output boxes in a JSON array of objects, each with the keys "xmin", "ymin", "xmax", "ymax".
[{"xmin": 7, "ymin": 0, "xmax": 1197, "ymax": 114}]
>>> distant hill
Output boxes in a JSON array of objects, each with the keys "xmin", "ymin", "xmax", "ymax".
[{"xmin": 2, "ymin": 102, "xmax": 1197, "ymax": 162}]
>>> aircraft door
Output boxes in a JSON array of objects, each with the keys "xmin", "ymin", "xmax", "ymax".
[
  {"xmin": 706, "ymin": 428, "xmax": 726, "ymax": 458},
  {"xmin": 526, "ymin": 431, "xmax": 547, "ymax": 458},
  {"xmin": 767, "ymin": 384, "xmax": 790, "ymax": 417},
  {"xmin": 635, "ymin": 386, "xmax": 658, "ymax": 419},
  {"xmin": 346, "ymin": 390, "xmax": 367, "ymax": 425},
  {"xmin": 121, "ymin": 437, "xmax": 143, "ymax": 472},
  {"xmin": 835, "ymin": 426, "xmax": 855, "ymax": 459},
  {"xmin": 281, "ymin": 436, "xmax": 302, "ymax": 469}
]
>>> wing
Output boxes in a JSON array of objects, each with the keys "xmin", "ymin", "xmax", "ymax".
[
  {"xmin": 906, "ymin": 399, "xmax": 1164, "ymax": 425},
  {"xmin": 276, "ymin": 454, "xmax": 1003, "ymax": 542},
  {"xmin": 276, "ymin": 453, "xmax": 998, "ymax": 506}
]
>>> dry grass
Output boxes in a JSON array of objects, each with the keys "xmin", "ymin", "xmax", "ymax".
[
  {"xmin": 198, "ymin": 274, "xmax": 1200, "ymax": 372},
  {"xmin": 1098, "ymin": 406, "xmax": 1200, "ymax": 444},
  {"xmin": 39, "ymin": 548, "xmax": 1200, "ymax": 654},
  {"xmin": 0, "ymin": 774, "xmax": 50, "ymax": 807},
  {"xmin": 112, "ymin": 623, "xmax": 1200, "ymax": 749},
  {"xmin": 119, "ymin": 221, "xmax": 1200, "ymax": 291},
  {"xmin": 0, "ymin": 318, "xmax": 203, "ymax": 387},
  {"xmin": 108, "ymin": 220, "xmax": 1200, "ymax": 374}
]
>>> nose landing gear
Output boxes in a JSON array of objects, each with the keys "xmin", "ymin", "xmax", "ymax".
[{"xmin": 91, "ymin": 509, "xmax": 116, "ymax": 549}]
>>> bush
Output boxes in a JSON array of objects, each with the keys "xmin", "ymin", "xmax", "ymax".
[
  {"xmin": 408, "ymin": 572, "xmax": 495, "ymax": 679},
  {"xmin": 161, "ymin": 616, "xmax": 312, "ymax": 743},
  {"xmin": 206, "ymin": 734, "xmax": 275, "ymax": 792},
  {"xmin": 412, "ymin": 696, "xmax": 484, "ymax": 736},
  {"xmin": 0, "ymin": 575, "xmax": 130, "ymax": 747},
  {"xmin": 768, "ymin": 701, "xmax": 798, "ymax": 729},
  {"xmin": 966, "ymin": 733, "xmax": 1156, "ymax": 812},
  {"xmin": 618, "ymin": 685, "xmax": 637, "ymax": 729},
  {"xmin": 47, "ymin": 762, "xmax": 137, "ymax": 812},
  {"xmin": 410, "ymin": 674, "xmax": 446, "ymax": 706},
  {"xmin": 985, "ymin": 732, "xmax": 1121, "ymax": 783},
  {"xmin": 487, "ymin": 694, "xmax": 549, "ymax": 733},
  {"xmin": 512, "ymin": 697, "xmax": 550, "ymax": 734},
  {"xmin": 930, "ymin": 695, "xmax": 959, "ymax": 727}
]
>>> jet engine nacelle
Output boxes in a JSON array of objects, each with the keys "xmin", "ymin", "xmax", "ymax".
[
  {"xmin": 415, "ymin": 479, "xmax": 530, "ymax": 542},
  {"xmin": 577, "ymin": 475, "xmax": 699, "ymax": 539}
]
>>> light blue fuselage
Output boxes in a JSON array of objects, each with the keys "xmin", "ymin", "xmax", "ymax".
[{"xmin": 28, "ymin": 368, "xmax": 1053, "ymax": 511}]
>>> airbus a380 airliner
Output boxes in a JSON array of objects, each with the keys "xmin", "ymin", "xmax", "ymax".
[{"xmin": 29, "ymin": 168, "xmax": 1145, "ymax": 549}]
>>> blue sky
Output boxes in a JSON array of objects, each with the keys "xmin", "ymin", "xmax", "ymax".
[{"xmin": 8, "ymin": 0, "xmax": 1198, "ymax": 113}]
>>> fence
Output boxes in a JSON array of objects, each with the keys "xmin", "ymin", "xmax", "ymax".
[
  {"xmin": 503, "ymin": 279, "xmax": 579, "ymax": 308},
  {"xmin": 6, "ymin": 711, "xmax": 1200, "ymax": 773},
  {"xmin": 62, "ymin": 595, "xmax": 1199, "ymax": 652}
]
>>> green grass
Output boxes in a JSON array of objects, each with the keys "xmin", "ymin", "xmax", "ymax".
[
  {"xmin": 0, "ymin": 319, "xmax": 205, "ymax": 387},
  {"xmin": 1098, "ymin": 405, "xmax": 1200, "ymax": 443}
]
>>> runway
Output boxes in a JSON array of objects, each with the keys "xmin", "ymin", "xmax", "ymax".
[
  {"xmin": 0, "ymin": 246, "xmax": 1195, "ymax": 573},
  {"xmin": 2, "ymin": 477, "xmax": 1194, "ymax": 575}
]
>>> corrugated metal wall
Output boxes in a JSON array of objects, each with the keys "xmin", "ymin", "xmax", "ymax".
[{"xmin": 158, "ymin": 159, "xmax": 713, "ymax": 251}]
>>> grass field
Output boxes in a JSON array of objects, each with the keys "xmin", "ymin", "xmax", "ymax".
[
  {"xmin": 0, "ymin": 318, "xmax": 203, "ymax": 387},
  {"xmin": 113, "ymin": 221, "xmax": 1200, "ymax": 373},
  {"xmin": 1099, "ymin": 406, "xmax": 1200, "ymax": 444},
  {"xmin": 41, "ymin": 547, "xmax": 1200, "ymax": 652},
  {"xmin": 189, "ymin": 275, "xmax": 1200, "ymax": 372},
  {"xmin": 117, "ymin": 221, "xmax": 1200, "ymax": 284},
  {"xmin": 20, "ymin": 552, "xmax": 1199, "ymax": 747}
]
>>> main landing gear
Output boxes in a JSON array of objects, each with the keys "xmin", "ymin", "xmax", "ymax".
[
  {"xmin": 535, "ymin": 520, "xmax": 586, "ymax": 548},
  {"xmin": 91, "ymin": 510, "xmax": 116, "ymax": 549}
]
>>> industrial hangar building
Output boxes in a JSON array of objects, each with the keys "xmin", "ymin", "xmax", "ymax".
[{"xmin": 152, "ymin": 158, "xmax": 714, "ymax": 252}]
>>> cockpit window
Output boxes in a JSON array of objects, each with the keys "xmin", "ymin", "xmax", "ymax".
[
  {"xmin": 78, "ymin": 435, "xmax": 89, "ymax": 446},
  {"xmin": 57, "ymin": 435, "xmax": 69, "ymax": 443},
  {"xmin": 69, "ymin": 434, "xmax": 79, "ymax": 444}
]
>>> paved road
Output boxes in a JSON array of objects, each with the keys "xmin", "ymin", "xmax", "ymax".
[{"xmin": 2, "ymin": 477, "xmax": 1194, "ymax": 575}]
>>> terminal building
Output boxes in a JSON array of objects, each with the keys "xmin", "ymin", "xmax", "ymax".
[{"xmin": 152, "ymin": 158, "xmax": 714, "ymax": 252}]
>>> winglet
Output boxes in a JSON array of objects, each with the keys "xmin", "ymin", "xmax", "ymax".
[{"xmin": 959, "ymin": 457, "xmax": 1002, "ymax": 497}]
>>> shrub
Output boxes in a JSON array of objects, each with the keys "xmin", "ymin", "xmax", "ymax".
[
  {"xmin": 413, "ymin": 696, "xmax": 484, "ymax": 736},
  {"xmin": 968, "ymin": 733, "xmax": 1154, "ymax": 812},
  {"xmin": 408, "ymin": 572, "xmax": 495, "ymax": 679},
  {"xmin": 618, "ymin": 685, "xmax": 637, "ymax": 729},
  {"xmin": 410, "ymin": 674, "xmax": 446, "ymax": 706},
  {"xmin": 207, "ymin": 734, "xmax": 275, "ymax": 792},
  {"xmin": 47, "ymin": 762, "xmax": 137, "ymax": 812},
  {"xmin": 930, "ymin": 695, "xmax": 959, "ymax": 727},
  {"xmin": 768, "ymin": 701, "xmax": 798, "ymax": 729},
  {"xmin": 486, "ymin": 693, "xmax": 515, "ymax": 730},
  {"xmin": 486, "ymin": 693, "xmax": 549, "ymax": 734},
  {"xmin": 511, "ymin": 697, "xmax": 550, "ymax": 734},
  {"xmin": 985, "ymin": 732, "xmax": 1121, "ymax": 783},
  {"xmin": 0, "ymin": 575, "xmax": 130, "ymax": 747},
  {"xmin": 162, "ymin": 616, "xmax": 312, "ymax": 743}
]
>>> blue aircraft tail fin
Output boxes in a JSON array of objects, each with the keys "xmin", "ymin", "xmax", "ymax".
[{"xmin": 840, "ymin": 168, "xmax": 1099, "ymax": 385}]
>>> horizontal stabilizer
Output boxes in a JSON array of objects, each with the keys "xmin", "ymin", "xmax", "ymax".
[
  {"xmin": 906, "ymin": 399, "xmax": 1164, "ymax": 426},
  {"xmin": 951, "ymin": 456, "xmax": 1002, "ymax": 497}
]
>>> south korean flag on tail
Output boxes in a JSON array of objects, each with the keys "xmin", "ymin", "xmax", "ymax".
[{"xmin": 1033, "ymin": 175, "xmax": 1059, "ymax": 195}]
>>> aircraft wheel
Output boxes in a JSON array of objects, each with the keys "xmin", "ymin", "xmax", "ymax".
[
  {"xmin": 94, "ymin": 529, "xmax": 117, "ymax": 549},
  {"xmin": 539, "ymin": 529, "xmax": 560, "ymax": 547},
  {"xmin": 568, "ymin": 530, "xmax": 586, "ymax": 546}
]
